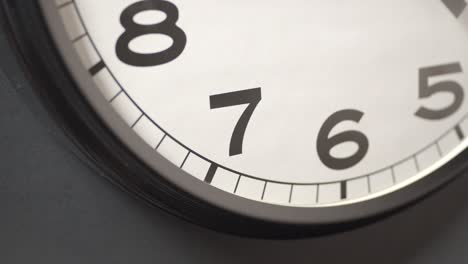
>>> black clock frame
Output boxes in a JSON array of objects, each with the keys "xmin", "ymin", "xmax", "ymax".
[{"xmin": 1, "ymin": 0, "xmax": 467, "ymax": 238}]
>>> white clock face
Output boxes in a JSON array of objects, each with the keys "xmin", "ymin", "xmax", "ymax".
[{"xmin": 50, "ymin": 0, "xmax": 467, "ymax": 207}]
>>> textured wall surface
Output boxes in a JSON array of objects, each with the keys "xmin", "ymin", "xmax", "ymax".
[{"xmin": 1, "ymin": 30, "xmax": 468, "ymax": 264}]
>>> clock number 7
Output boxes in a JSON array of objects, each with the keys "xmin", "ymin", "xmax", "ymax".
[{"xmin": 210, "ymin": 88, "xmax": 262, "ymax": 156}]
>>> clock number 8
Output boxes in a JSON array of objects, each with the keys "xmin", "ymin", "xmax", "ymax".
[{"xmin": 116, "ymin": 0, "xmax": 187, "ymax": 67}]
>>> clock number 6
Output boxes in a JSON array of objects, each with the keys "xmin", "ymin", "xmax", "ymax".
[
  {"xmin": 317, "ymin": 110, "xmax": 369, "ymax": 170},
  {"xmin": 415, "ymin": 63, "xmax": 465, "ymax": 120},
  {"xmin": 116, "ymin": 0, "xmax": 187, "ymax": 67},
  {"xmin": 210, "ymin": 88, "xmax": 262, "ymax": 156}
]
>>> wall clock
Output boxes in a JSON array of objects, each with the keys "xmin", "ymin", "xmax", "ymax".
[{"xmin": 1, "ymin": 0, "xmax": 467, "ymax": 238}]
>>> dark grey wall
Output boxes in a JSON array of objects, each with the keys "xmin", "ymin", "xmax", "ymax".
[{"xmin": 1, "ymin": 30, "xmax": 468, "ymax": 264}]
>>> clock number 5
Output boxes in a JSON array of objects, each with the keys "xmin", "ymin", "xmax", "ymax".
[
  {"xmin": 116, "ymin": 0, "xmax": 187, "ymax": 67},
  {"xmin": 317, "ymin": 110, "xmax": 369, "ymax": 170},
  {"xmin": 415, "ymin": 63, "xmax": 465, "ymax": 120},
  {"xmin": 210, "ymin": 88, "xmax": 262, "ymax": 156}
]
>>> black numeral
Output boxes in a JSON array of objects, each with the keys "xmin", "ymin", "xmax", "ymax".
[
  {"xmin": 317, "ymin": 110, "xmax": 369, "ymax": 170},
  {"xmin": 415, "ymin": 63, "xmax": 465, "ymax": 120},
  {"xmin": 116, "ymin": 0, "xmax": 187, "ymax": 67},
  {"xmin": 210, "ymin": 88, "xmax": 262, "ymax": 156}
]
